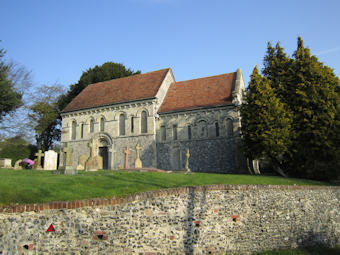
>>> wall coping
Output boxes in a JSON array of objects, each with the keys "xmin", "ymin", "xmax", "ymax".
[{"xmin": 0, "ymin": 184, "xmax": 339, "ymax": 214}]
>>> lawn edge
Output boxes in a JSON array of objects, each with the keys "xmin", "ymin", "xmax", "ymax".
[{"xmin": 0, "ymin": 184, "xmax": 339, "ymax": 213}]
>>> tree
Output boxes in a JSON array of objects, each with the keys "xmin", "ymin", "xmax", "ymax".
[
  {"xmin": 0, "ymin": 44, "xmax": 33, "ymax": 140},
  {"xmin": 286, "ymin": 37, "xmax": 340, "ymax": 179},
  {"xmin": 0, "ymin": 47, "xmax": 22, "ymax": 121},
  {"xmin": 242, "ymin": 37, "xmax": 340, "ymax": 181},
  {"xmin": 241, "ymin": 66, "xmax": 292, "ymax": 177},
  {"xmin": 29, "ymin": 84, "xmax": 65, "ymax": 151},
  {"xmin": 0, "ymin": 136, "xmax": 37, "ymax": 164}
]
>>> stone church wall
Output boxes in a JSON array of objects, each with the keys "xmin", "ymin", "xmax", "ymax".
[
  {"xmin": 157, "ymin": 106, "xmax": 245, "ymax": 172},
  {"xmin": 1, "ymin": 185, "xmax": 339, "ymax": 254},
  {"xmin": 60, "ymin": 99, "xmax": 158, "ymax": 169}
]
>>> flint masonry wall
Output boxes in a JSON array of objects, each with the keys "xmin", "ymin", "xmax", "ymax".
[{"xmin": 0, "ymin": 185, "xmax": 339, "ymax": 255}]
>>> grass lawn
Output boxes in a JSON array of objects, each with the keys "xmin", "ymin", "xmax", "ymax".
[
  {"xmin": 253, "ymin": 245, "xmax": 340, "ymax": 255},
  {"xmin": 0, "ymin": 169, "xmax": 333, "ymax": 206}
]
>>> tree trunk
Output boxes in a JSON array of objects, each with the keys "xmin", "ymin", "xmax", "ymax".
[{"xmin": 270, "ymin": 157, "xmax": 288, "ymax": 178}]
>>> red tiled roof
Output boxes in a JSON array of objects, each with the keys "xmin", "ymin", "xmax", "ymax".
[
  {"xmin": 62, "ymin": 68, "xmax": 170, "ymax": 113},
  {"xmin": 158, "ymin": 72, "xmax": 236, "ymax": 113}
]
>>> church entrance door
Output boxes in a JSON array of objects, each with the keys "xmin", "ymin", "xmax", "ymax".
[{"xmin": 99, "ymin": 146, "xmax": 109, "ymax": 169}]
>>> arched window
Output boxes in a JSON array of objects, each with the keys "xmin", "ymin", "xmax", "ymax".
[
  {"xmin": 119, "ymin": 113, "xmax": 125, "ymax": 136},
  {"xmin": 161, "ymin": 126, "xmax": 166, "ymax": 141},
  {"xmin": 173, "ymin": 125, "xmax": 178, "ymax": 140},
  {"xmin": 215, "ymin": 122, "xmax": 220, "ymax": 137},
  {"xmin": 141, "ymin": 111, "xmax": 148, "ymax": 133},
  {"xmin": 188, "ymin": 125, "xmax": 192, "ymax": 140},
  {"xmin": 226, "ymin": 119, "xmax": 233, "ymax": 137},
  {"xmin": 197, "ymin": 120, "xmax": 207, "ymax": 138},
  {"xmin": 131, "ymin": 117, "xmax": 135, "ymax": 133},
  {"xmin": 81, "ymin": 123, "xmax": 84, "ymax": 138},
  {"xmin": 72, "ymin": 120, "xmax": 77, "ymax": 140},
  {"xmin": 90, "ymin": 119, "xmax": 94, "ymax": 133},
  {"xmin": 100, "ymin": 117, "xmax": 105, "ymax": 132}
]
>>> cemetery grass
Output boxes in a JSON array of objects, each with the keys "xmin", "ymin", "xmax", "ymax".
[{"xmin": 0, "ymin": 169, "xmax": 333, "ymax": 206}]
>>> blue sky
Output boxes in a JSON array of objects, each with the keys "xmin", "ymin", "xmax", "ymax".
[{"xmin": 2, "ymin": 0, "xmax": 340, "ymax": 89}]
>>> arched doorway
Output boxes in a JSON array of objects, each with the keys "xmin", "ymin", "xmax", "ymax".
[{"xmin": 98, "ymin": 138, "xmax": 109, "ymax": 169}]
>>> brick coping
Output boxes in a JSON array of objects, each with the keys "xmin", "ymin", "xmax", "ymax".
[{"xmin": 0, "ymin": 184, "xmax": 339, "ymax": 214}]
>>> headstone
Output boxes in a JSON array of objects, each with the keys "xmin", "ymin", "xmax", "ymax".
[
  {"xmin": 134, "ymin": 144, "xmax": 142, "ymax": 168},
  {"xmin": 85, "ymin": 138, "xmax": 103, "ymax": 171},
  {"xmin": 123, "ymin": 147, "xmax": 130, "ymax": 169},
  {"xmin": 0, "ymin": 158, "xmax": 12, "ymax": 168},
  {"xmin": 183, "ymin": 148, "xmax": 191, "ymax": 172},
  {"xmin": 14, "ymin": 160, "xmax": 23, "ymax": 170},
  {"xmin": 77, "ymin": 154, "xmax": 88, "ymax": 170},
  {"xmin": 62, "ymin": 143, "xmax": 73, "ymax": 168},
  {"xmin": 58, "ymin": 143, "xmax": 75, "ymax": 174},
  {"xmin": 34, "ymin": 150, "xmax": 44, "ymax": 170},
  {"xmin": 44, "ymin": 150, "xmax": 58, "ymax": 170}
]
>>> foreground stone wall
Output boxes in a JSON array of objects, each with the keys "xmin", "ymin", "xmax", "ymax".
[{"xmin": 0, "ymin": 185, "xmax": 339, "ymax": 255}]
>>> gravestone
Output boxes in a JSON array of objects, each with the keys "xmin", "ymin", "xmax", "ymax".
[
  {"xmin": 59, "ymin": 143, "xmax": 77, "ymax": 175},
  {"xmin": 85, "ymin": 139, "xmax": 103, "ymax": 171},
  {"xmin": 134, "ymin": 144, "xmax": 142, "ymax": 168},
  {"xmin": 0, "ymin": 158, "xmax": 12, "ymax": 168},
  {"xmin": 44, "ymin": 150, "xmax": 58, "ymax": 170},
  {"xmin": 34, "ymin": 150, "xmax": 44, "ymax": 170},
  {"xmin": 123, "ymin": 147, "xmax": 130, "ymax": 169},
  {"xmin": 77, "ymin": 154, "xmax": 88, "ymax": 170},
  {"xmin": 14, "ymin": 160, "xmax": 22, "ymax": 170}
]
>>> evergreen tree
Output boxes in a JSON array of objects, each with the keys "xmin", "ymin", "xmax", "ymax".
[
  {"xmin": 286, "ymin": 37, "xmax": 340, "ymax": 179},
  {"xmin": 241, "ymin": 66, "xmax": 292, "ymax": 177},
  {"xmin": 242, "ymin": 37, "xmax": 340, "ymax": 181}
]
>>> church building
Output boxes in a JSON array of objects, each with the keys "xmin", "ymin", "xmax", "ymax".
[{"xmin": 60, "ymin": 68, "xmax": 246, "ymax": 173}]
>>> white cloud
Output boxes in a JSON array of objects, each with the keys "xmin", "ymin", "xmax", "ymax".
[{"xmin": 316, "ymin": 47, "xmax": 340, "ymax": 56}]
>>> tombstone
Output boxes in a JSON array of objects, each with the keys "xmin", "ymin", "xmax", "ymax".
[
  {"xmin": 183, "ymin": 148, "xmax": 191, "ymax": 172},
  {"xmin": 134, "ymin": 144, "xmax": 142, "ymax": 168},
  {"xmin": 58, "ymin": 143, "xmax": 77, "ymax": 175},
  {"xmin": 43, "ymin": 150, "xmax": 58, "ymax": 170},
  {"xmin": 77, "ymin": 154, "xmax": 88, "ymax": 170},
  {"xmin": 123, "ymin": 147, "xmax": 130, "ymax": 169},
  {"xmin": 14, "ymin": 160, "xmax": 23, "ymax": 170},
  {"xmin": 34, "ymin": 150, "xmax": 44, "ymax": 170},
  {"xmin": 85, "ymin": 139, "xmax": 103, "ymax": 171},
  {"xmin": 0, "ymin": 158, "xmax": 12, "ymax": 168}
]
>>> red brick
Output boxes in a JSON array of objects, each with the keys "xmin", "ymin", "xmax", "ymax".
[
  {"xmin": 169, "ymin": 236, "xmax": 175, "ymax": 240},
  {"xmin": 28, "ymin": 244, "xmax": 34, "ymax": 250},
  {"xmin": 76, "ymin": 201, "xmax": 80, "ymax": 208}
]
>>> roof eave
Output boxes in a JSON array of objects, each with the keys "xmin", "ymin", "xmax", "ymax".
[
  {"xmin": 158, "ymin": 103, "xmax": 235, "ymax": 115},
  {"xmin": 61, "ymin": 96, "xmax": 157, "ymax": 115}
]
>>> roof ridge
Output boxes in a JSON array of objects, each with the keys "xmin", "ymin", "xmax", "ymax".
[
  {"xmin": 87, "ymin": 68, "xmax": 171, "ymax": 88},
  {"xmin": 175, "ymin": 71, "xmax": 236, "ymax": 84}
]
